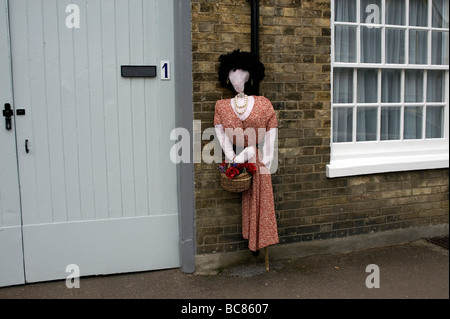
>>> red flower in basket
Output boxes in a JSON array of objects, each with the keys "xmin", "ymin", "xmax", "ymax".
[
  {"xmin": 225, "ymin": 166, "xmax": 240, "ymax": 179},
  {"xmin": 245, "ymin": 163, "xmax": 256, "ymax": 174}
]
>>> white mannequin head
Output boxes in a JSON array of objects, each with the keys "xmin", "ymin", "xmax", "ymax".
[{"xmin": 228, "ymin": 69, "xmax": 250, "ymax": 94}]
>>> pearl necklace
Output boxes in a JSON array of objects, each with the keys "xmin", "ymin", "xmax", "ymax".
[{"xmin": 234, "ymin": 93, "xmax": 248, "ymax": 115}]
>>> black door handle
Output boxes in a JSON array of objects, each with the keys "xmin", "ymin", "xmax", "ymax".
[
  {"xmin": 2, "ymin": 103, "xmax": 13, "ymax": 130},
  {"xmin": 25, "ymin": 139, "xmax": 29, "ymax": 153}
]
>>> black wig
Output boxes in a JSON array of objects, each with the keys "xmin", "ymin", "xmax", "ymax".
[{"xmin": 218, "ymin": 49, "xmax": 265, "ymax": 95}]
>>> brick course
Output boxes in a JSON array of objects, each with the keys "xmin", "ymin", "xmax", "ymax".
[{"xmin": 191, "ymin": 0, "xmax": 449, "ymax": 255}]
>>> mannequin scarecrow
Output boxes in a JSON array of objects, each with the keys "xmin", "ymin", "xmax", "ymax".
[{"xmin": 214, "ymin": 50, "xmax": 278, "ymax": 270}]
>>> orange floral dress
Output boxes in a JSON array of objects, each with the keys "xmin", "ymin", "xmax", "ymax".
[{"xmin": 214, "ymin": 96, "xmax": 279, "ymax": 251}]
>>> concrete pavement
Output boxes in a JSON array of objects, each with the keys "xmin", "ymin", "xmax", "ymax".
[{"xmin": 0, "ymin": 238, "xmax": 448, "ymax": 299}]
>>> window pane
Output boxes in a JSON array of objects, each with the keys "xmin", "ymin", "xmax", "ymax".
[
  {"xmin": 357, "ymin": 107, "xmax": 378, "ymax": 141},
  {"xmin": 382, "ymin": 69, "xmax": 401, "ymax": 103},
  {"xmin": 404, "ymin": 107, "xmax": 423, "ymax": 139},
  {"xmin": 386, "ymin": 0, "xmax": 406, "ymax": 25},
  {"xmin": 409, "ymin": 30, "xmax": 428, "ymax": 64},
  {"xmin": 361, "ymin": 27, "xmax": 381, "ymax": 63},
  {"xmin": 335, "ymin": 26, "xmax": 357, "ymax": 62},
  {"xmin": 357, "ymin": 69, "xmax": 378, "ymax": 103},
  {"xmin": 410, "ymin": 0, "xmax": 428, "ymax": 27},
  {"xmin": 405, "ymin": 70, "xmax": 424, "ymax": 102},
  {"xmin": 335, "ymin": 0, "xmax": 357, "ymax": 22},
  {"xmin": 333, "ymin": 107, "xmax": 353, "ymax": 143},
  {"xmin": 432, "ymin": 31, "xmax": 449, "ymax": 65},
  {"xmin": 381, "ymin": 107, "xmax": 401, "ymax": 140},
  {"xmin": 361, "ymin": 0, "xmax": 382, "ymax": 24},
  {"xmin": 333, "ymin": 68, "xmax": 353, "ymax": 103},
  {"xmin": 432, "ymin": 0, "xmax": 449, "ymax": 28},
  {"xmin": 386, "ymin": 29, "xmax": 405, "ymax": 64},
  {"xmin": 427, "ymin": 71, "xmax": 444, "ymax": 102},
  {"xmin": 426, "ymin": 106, "xmax": 444, "ymax": 138}
]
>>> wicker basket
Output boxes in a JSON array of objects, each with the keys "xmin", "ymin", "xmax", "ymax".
[{"xmin": 220, "ymin": 172, "xmax": 252, "ymax": 193}]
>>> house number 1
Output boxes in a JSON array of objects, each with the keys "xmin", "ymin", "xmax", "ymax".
[{"xmin": 161, "ymin": 61, "xmax": 170, "ymax": 80}]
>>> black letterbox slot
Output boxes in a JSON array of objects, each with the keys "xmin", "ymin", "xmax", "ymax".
[{"xmin": 121, "ymin": 65, "xmax": 157, "ymax": 77}]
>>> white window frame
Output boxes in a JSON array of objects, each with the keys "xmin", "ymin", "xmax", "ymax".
[{"xmin": 328, "ymin": 0, "xmax": 449, "ymax": 178}]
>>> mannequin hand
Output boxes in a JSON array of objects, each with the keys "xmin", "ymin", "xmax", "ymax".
[{"xmin": 234, "ymin": 146, "xmax": 255, "ymax": 163}]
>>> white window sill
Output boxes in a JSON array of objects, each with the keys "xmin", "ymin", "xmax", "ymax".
[{"xmin": 326, "ymin": 150, "xmax": 449, "ymax": 178}]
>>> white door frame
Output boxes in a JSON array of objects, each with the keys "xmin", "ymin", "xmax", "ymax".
[{"xmin": 174, "ymin": 0, "xmax": 195, "ymax": 274}]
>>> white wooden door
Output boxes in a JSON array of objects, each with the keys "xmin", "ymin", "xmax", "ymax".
[
  {"xmin": 0, "ymin": 0, "xmax": 25, "ymax": 286},
  {"xmin": 2, "ymin": 0, "xmax": 180, "ymax": 285}
]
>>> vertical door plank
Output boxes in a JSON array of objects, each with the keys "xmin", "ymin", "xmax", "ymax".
[
  {"xmin": 10, "ymin": 0, "xmax": 39, "ymax": 225},
  {"xmin": 116, "ymin": 0, "xmax": 137, "ymax": 218},
  {"xmin": 72, "ymin": 0, "xmax": 96, "ymax": 221},
  {"xmin": 58, "ymin": 0, "xmax": 82, "ymax": 222},
  {"xmin": 86, "ymin": 0, "xmax": 109, "ymax": 220},
  {"xmin": 129, "ymin": 0, "xmax": 150, "ymax": 217},
  {"xmin": 27, "ymin": 0, "xmax": 54, "ymax": 223},
  {"xmin": 101, "ymin": 0, "xmax": 122, "ymax": 219},
  {"xmin": 42, "ymin": 0, "xmax": 68, "ymax": 223},
  {"xmin": 144, "ymin": 0, "xmax": 163, "ymax": 216},
  {"xmin": 0, "ymin": 0, "xmax": 21, "ymax": 228}
]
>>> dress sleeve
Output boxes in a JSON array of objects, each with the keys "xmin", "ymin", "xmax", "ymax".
[
  {"xmin": 266, "ymin": 100, "xmax": 278, "ymax": 131},
  {"xmin": 214, "ymin": 100, "xmax": 222, "ymax": 126},
  {"xmin": 261, "ymin": 128, "xmax": 277, "ymax": 171}
]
